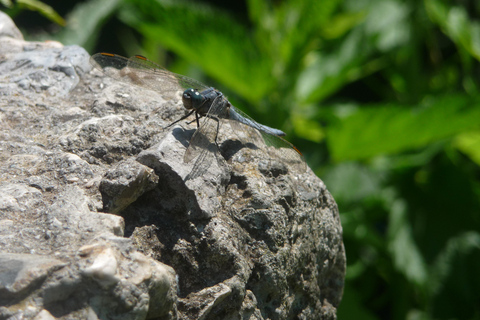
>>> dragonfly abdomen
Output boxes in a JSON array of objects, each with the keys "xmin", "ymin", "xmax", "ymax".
[{"xmin": 229, "ymin": 107, "xmax": 286, "ymax": 136}]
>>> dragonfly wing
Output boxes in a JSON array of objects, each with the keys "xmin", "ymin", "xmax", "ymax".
[
  {"xmin": 183, "ymin": 121, "xmax": 217, "ymax": 164},
  {"xmin": 184, "ymin": 95, "xmax": 228, "ymax": 163},
  {"xmin": 227, "ymin": 116, "xmax": 265, "ymax": 147},
  {"xmin": 228, "ymin": 107, "xmax": 307, "ymax": 171},
  {"xmin": 127, "ymin": 55, "xmax": 210, "ymax": 91},
  {"xmin": 90, "ymin": 53, "xmax": 209, "ymax": 99},
  {"xmin": 184, "ymin": 145, "xmax": 215, "ymax": 181},
  {"xmin": 260, "ymin": 131, "xmax": 307, "ymax": 171}
]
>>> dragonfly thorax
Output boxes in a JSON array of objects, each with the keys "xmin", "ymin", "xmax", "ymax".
[{"xmin": 182, "ymin": 88, "xmax": 203, "ymax": 110}]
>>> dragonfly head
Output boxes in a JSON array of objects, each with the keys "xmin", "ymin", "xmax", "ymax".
[{"xmin": 182, "ymin": 88, "xmax": 203, "ymax": 110}]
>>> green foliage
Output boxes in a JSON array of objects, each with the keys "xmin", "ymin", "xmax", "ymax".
[
  {"xmin": 328, "ymin": 95, "xmax": 480, "ymax": 162},
  {"xmin": 120, "ymin": 0, "xmax": 275, "ymax": 102},
  {"xmin": 2, "ymin": 0, "xmax": 65, "ymax": 26},
  {"xmin": 53, "ymin": 0, "xmax": 120, "ymax": 51},
  {"xmin": 19, "ymin": 0, "xmax": 480, "ymax": 319},
  {"xmin": 425, "ymin": 0, "xmax": 480, "ymax": 61},
  {"xmin": 454, "ymin": 131, "xmax": 480, "ymax": 166}
]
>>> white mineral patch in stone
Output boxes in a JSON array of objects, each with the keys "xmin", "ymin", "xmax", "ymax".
[
  {"xmin": 33, "ymin": 309, "xmax": 56, "ymax": 320},
  {"xmin": 82, "ymin": 245, "xmax": 119, "ymax": 285}
]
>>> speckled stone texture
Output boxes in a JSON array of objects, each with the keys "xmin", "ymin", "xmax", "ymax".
[{"xmin": 0, "ymin": 12, "xmax": 345, "ymax": 320}]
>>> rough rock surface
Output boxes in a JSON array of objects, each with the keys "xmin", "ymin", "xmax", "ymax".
[{"xmin": 0, "ymin": 12, "xmax": 345, "ymax": 320}]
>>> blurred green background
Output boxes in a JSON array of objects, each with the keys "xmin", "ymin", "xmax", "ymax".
[{"xmin": 4, "ymin": 0, "xmax": 480, "ymax": 318}]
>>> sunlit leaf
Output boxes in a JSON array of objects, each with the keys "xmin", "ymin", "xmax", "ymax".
[
  {"xmin": 17, "ymin": 0, "xmax": 65, "ymax": 26},
  {"xmin": 1, "ymin": 0, "xmax": 13, "ymax": 8},
  {"xmin": 363, "ymin": 0, "xmax": 410, "ymax": 52},
  {"xmin": 327, "ymin": 95, "xmax": 480, "ymax": 161},
  {"xmin": 51, "ymin": 0, "xmax": 121, "ymax": 50},
  {"xmin": 425, "ymin": 0, "xmax": 480, "ymax": 60},
  {"xmin": 296, "ymin": 31, "xmax": 367, "ymax": 103},
  {"xmin": 323, "ymin": 162, "xmax": 382, "ymax": 204},
  {"xmin": 291, "ymin": 114, "xmax": 325, "ymax": 142},
  {"xmin": 321, "ymin": 11, "xmax": 365, "ymax": 39},
  {"xmin": 453, "ymin": 131, "xmax": 480, "ymax": 166},
  {"xmin": 296, "ymin": 0, "xmax": 410, "ymax": 103}
]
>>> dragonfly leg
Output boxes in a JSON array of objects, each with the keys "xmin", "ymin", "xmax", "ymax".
[
  {"xmin": 186, "ymin": 118, "xmax": 197, "ymax": 125},
  {"xmin": 214, "ymin": 116, "xmax": 220, "ymax": 149},
  {"xmin": 183, "ymin": 112, "xmax": 202, "ymax": 127},
  {"xmin": 166, "ymin": 110, "xmax": 195, "ymax": 129},
  {"xmin": 195, "ymin": 112, "xmax": 201, "ymax": 128}
]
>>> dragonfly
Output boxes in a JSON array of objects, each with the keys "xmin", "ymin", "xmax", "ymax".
[{"xmin": 90, "ymin": 53, "xmax": 306, "ymax": 179}]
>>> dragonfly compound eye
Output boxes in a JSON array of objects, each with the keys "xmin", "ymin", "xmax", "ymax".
[{"xmin": 182, "ymin": 88, "xmax": 202, "ymax": 110}]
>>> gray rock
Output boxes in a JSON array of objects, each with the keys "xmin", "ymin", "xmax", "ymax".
[
  {"xmin": 0, "ymin": 12, "xmax": 345, "ymax": 320},
  {"xmin": 0, "ymin": 253, "xmax": 64, "ymax": 302},
  {"xmin": 0, "ymin": 11, "xmax": 23, "ymax": 41},
  {"xmin": 99, "ymin": 158, "xmax": 159, "ymax": 214}
]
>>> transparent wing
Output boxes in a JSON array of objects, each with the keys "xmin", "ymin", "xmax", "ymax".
[
  {"xmin": 90, "ymin": 53, "xmax": 209, "ymax": 99},
  {"xmin": 185, "ymin": 95, "xmax": 306, "ymax": 173},
  {"xmin": 184, "ymin": 94, "xmax": 228, "ymax": 164},
  {"xmin": 184, "ymin": 144, "xmax": 215, "ymax": 181},
  {"xmin": 228, "ymin": 107, "xmax": 307, "ymax": 172}
]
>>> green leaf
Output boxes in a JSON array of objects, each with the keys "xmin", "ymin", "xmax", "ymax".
[
  {"xmin": 264, "ymin": 0, "xmax": 340, "ymax": 65},
  {"xmin": 120, "ymin": 0, "xmax": 273, "ymax": 103},
  {"xmin": 327, "ymin": 95, "xmax": 480, "ymax": 162},
  {"xmin": 321, "ymin": 11, "xmax": 366, "ymax": 39},
  {"xmin": 1, "ymin": 0, "xmax": 13, "ymax": 8},
  {"xmin": 322, "ymin": 162, "xmax": 382, "ymax": 204},
  {"xmin": 291, "ymin": 114, "xmax": 325, "ymax": 142},
  {"xmin": 362, "ymin": 0, "xmax": 410, "ymax": 52},
  {"xmin": 454, "ymin": 131, "xmax": 480, "ymax": 166},
  {"xmin": 296, "ymin": 0, "xmax": 410, "ymax": 103},
  {"xmin": 51, "ymin": 0, "xmax": 121, "ymax": 50},
  {"xmin": 425, "ymin": 0, "xmax": 480, "ymax": 60},
  {"xmin": 387, "ymin": 198, "xmax": 427, "ymax": 286},
  {"xmin": 295, "ymin": 31, "xmax": 374, "ymax": 103},
  {"xmin": 17, "ymin": 0, "xmax": 65, "ymax": 26},
  {"xmin": 429, "ymin": 232, "xmax": 480, "ymax": 319}
]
